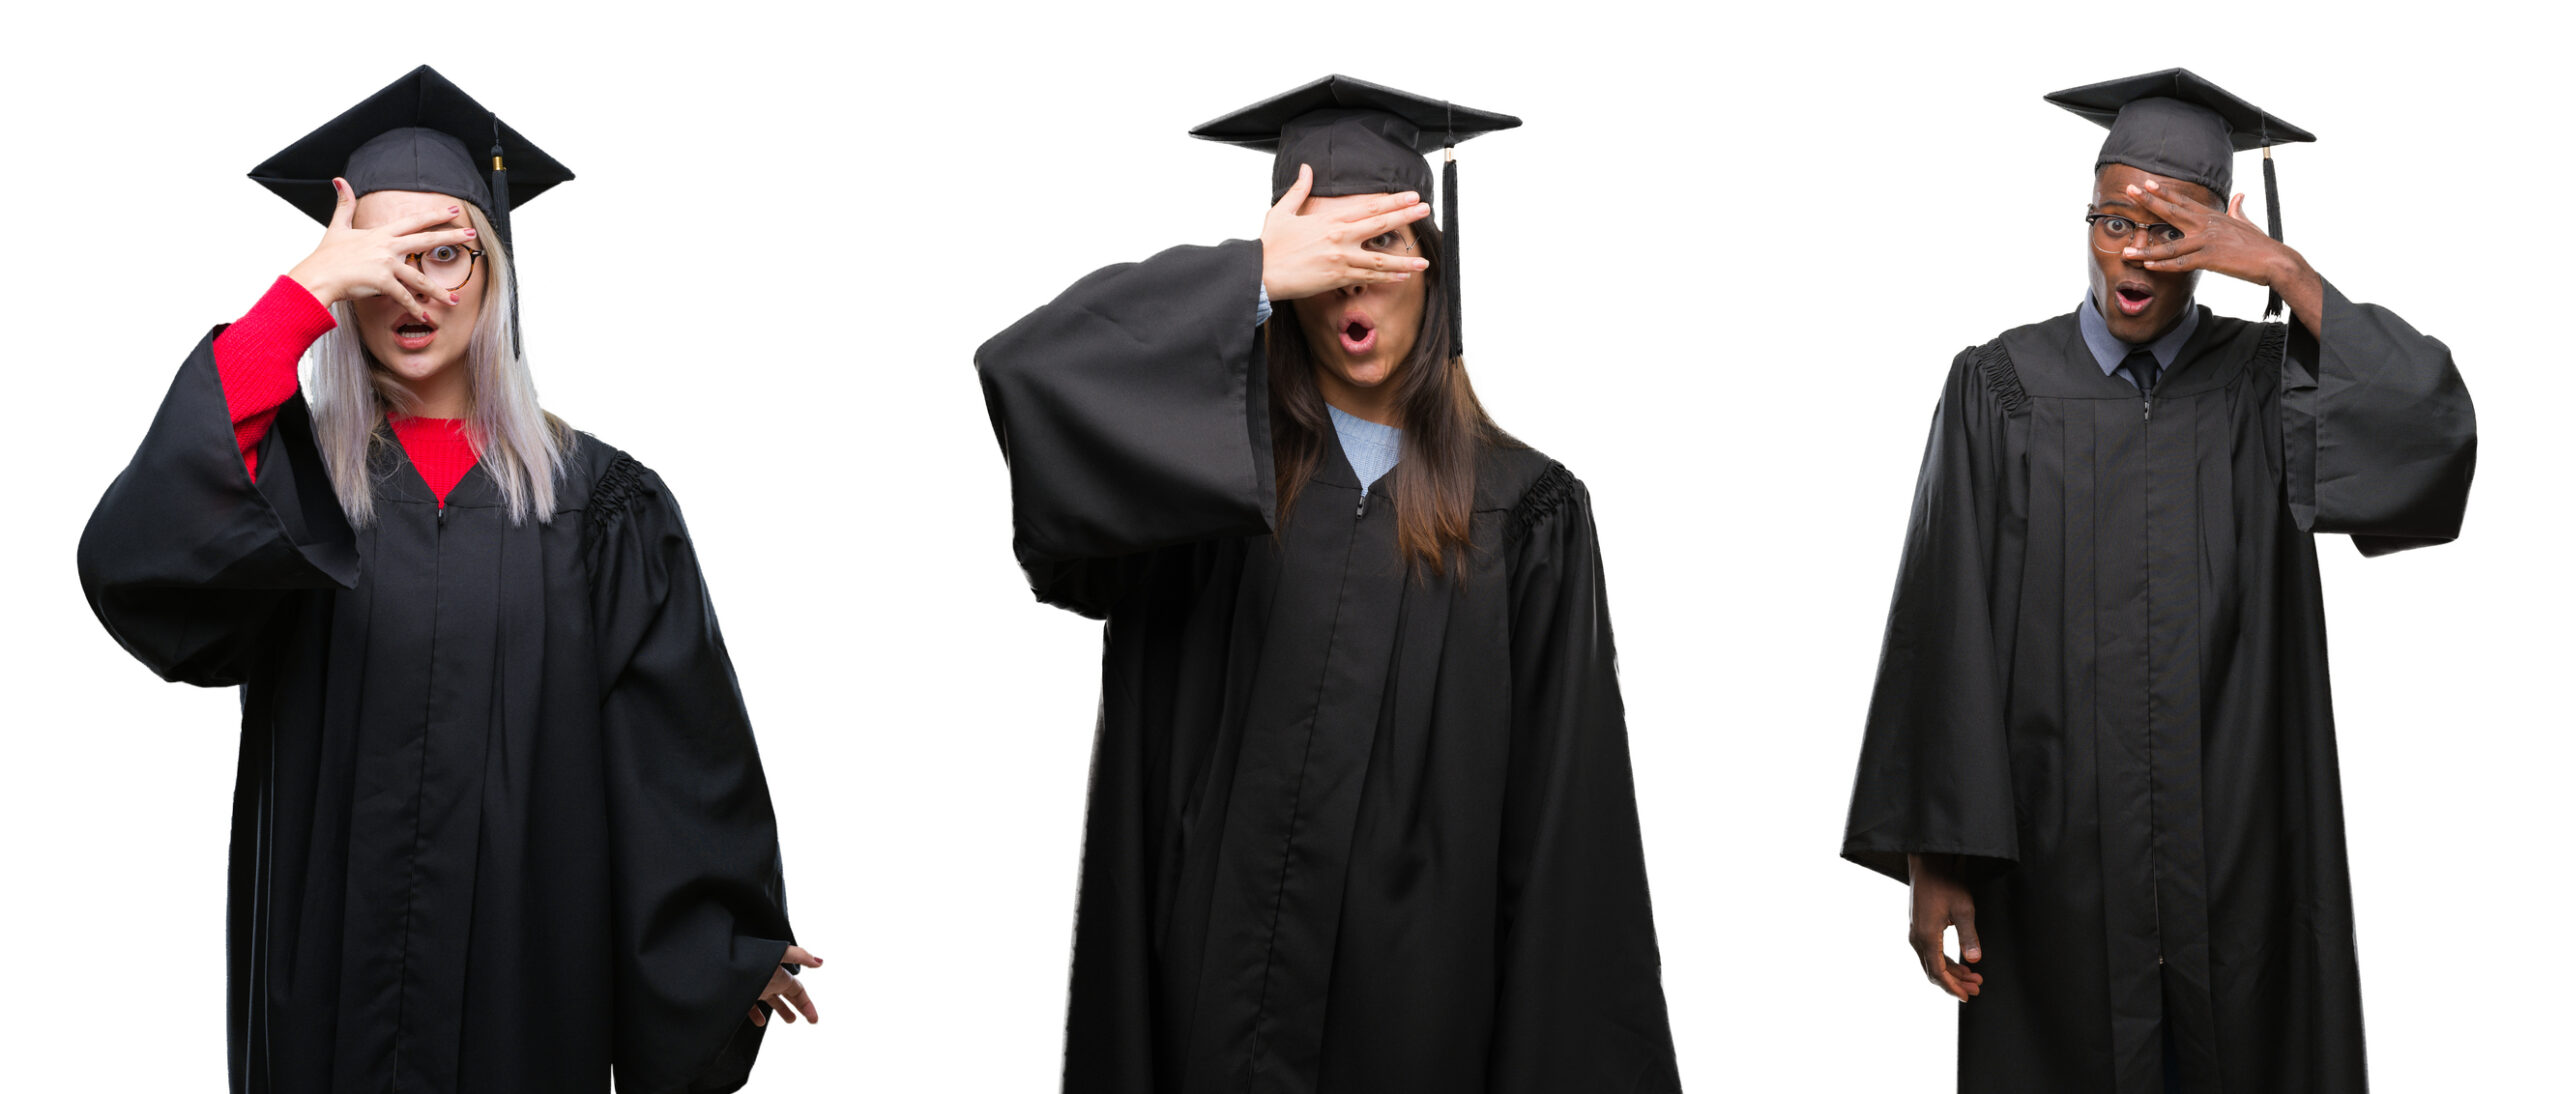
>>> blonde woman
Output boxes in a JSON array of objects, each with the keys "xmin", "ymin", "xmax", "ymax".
[{"xmin": 76, "ymin": 67, "xmax": 814, "ymax": 1094}]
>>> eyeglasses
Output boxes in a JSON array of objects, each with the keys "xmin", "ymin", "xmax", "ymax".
[
  {"xmin": 405, "ymin": 244, "xmax": 487, "ymax": 291},
  {"xmin": 2085, "ymin": 213, "xmax": 2182, "ymax": 255}
]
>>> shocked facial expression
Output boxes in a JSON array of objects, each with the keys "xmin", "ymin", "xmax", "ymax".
[
  {"xmin": 1287, "ymin": 194, "xmax": 1428, "ymax": 393},
  {"xmin": 350, "ymin": 190, "xmax": 485, "ymax": 390},
  {"xmin": 2086, "ymin": 163, "xmax": 2211, "ymax": 344}
]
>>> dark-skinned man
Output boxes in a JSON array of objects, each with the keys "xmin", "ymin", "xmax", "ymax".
[{"xmin": 1842, "ymin": 69, "xmax": 2476, "ymax": 1094}]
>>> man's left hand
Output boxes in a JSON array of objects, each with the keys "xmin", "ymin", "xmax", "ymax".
[{"xmin": 2121, "ymin": 178, "xmax": 2322, "ymax": 331}]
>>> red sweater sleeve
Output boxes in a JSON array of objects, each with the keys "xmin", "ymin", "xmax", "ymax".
[{"xmin": 214, "ymin": 276, "xmax": 337, "ymax": 480}]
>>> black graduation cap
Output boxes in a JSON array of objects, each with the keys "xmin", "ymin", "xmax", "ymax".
[
  {"xmin": 1192, "ymin": 75, "xmax": 1520, "ymax": 357},
  {"xmin": 247, "ymin": 65, "xmax": 572, "ymax": 347},
  {"xmin": 2047, "ymin": 68, "xmax": 2314, "ymax": 318}
]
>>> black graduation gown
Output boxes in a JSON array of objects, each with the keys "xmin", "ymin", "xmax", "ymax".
[
  {"xmin": 1842, "ymin": 281, "xmax": 2476, "ymax": 1093},
  {"xmin": 976, "ymin": 240, "xmax": 1680, "ymax": 1094},
  {"xmin": 77, "ymin": 331, "xmax": 795, "ymax": 1094}
]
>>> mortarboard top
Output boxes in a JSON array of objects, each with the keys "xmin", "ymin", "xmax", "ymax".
[
  {"xmin": 2046, "ymin": 67, "xmax": 2312, "ymax": 200},
  {"xmin": 249, "ymin": 65, "xmax": 571, "ymax": 244},
  {"xmin": 1190, "ymin": 74, "xmax": 1520, "ymax": 203},
  {"xmin": 1192, "ymin": 76, "xmax": 1520, "ymax": 356},
  {"xmin": 2047, "ymin": 68, "xmax": 2312, "ymax": 318},
  {"xmin": 248, "ymin": 65, "xmax": 572, "ymax": 346}
]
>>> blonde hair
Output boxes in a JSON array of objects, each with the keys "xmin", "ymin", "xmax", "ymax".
[{"xmin": 307, "ymin": 200, "xmax": 573, "ymax": 526}]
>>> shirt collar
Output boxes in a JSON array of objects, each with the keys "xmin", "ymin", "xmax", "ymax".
[
  {"xmin": 1326, "ymin": 404, "xmax": 1404, "ymax": 495},
  {"xmin": 2078, "ymin": 293, "xmax": 2201, "ymax": 380},
  {"xmin": 1327, "ymin": 403, "xmax": 1403, "ymax": 442}
]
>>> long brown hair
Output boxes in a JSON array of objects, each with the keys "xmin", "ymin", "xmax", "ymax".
[{"xmin": 1265, "ymin": 215, "xmax": 1510, "ymax": 579}]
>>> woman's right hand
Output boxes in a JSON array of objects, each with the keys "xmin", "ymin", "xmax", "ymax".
[
  {"xmin": 1258, "ymin": 164, "xmax": 1432, "ymax": 301},
  {"xmin": 284, "ymin": 177, "xmax": 478, "ymax": 319}
]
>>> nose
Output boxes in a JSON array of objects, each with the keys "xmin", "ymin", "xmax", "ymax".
[{"xmin": 403, "ymin": 257, "xmax": 448, "ymax": 308}]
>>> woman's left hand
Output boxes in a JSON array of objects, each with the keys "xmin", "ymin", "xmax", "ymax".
[{"xmin": 748, "ymin": 945, "xmax": 823, "ymax": 1027}]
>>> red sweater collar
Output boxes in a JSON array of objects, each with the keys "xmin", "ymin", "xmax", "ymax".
[{"xmin": 386, "ymin": 414, "xmax": 481, "ymax": 507}]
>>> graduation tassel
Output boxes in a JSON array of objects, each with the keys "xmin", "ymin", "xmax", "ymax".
[
  {"xmin": 2260, "ymin": 144, "xmax": 2285, "ymax": 320},
  {"xmin": 489, "ymin": 118, "xmax": 523, "ymax": 353},
  {"xmin": 1442, "ymin": 141, "xmax": 1462, "ymax": 360}
]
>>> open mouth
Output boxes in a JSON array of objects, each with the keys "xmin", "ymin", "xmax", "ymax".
[
  {"xmin": 1338, "ymin": 312, "xmax": 1378, "ymax": 355},
  {"xmin": 2113, "ymin": 280, "xmax": 2157, "ymax": 318},
  {"xmin": 393, "ymin": 317, "xmax": 439, "ymax": 351}
]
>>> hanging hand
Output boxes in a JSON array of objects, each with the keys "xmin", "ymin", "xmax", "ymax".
[
  {"xmin": 1908, "ymin": 853, "xmax": 1985, "ymax": 1001},
  {"xmin": 1259, "ymin": 164, "xmax": 1431, "ymax": 301},
  {"xmin": 747, "ymin": 945, "xmax": 823, "ymax": 1028},
  {"xmin": 284, "ymin": 177, "xmax": 476, "ymax": 319},
  {"xmin": 2119, "ymin": 180, "xmax": 2325, "ymax": 331}
]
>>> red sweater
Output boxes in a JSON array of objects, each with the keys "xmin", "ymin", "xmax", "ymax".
[{"xmin": 217, "ymin": 277, "xmax": 481, "ymax": 506}]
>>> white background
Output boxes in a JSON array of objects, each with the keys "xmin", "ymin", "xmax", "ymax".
[{"xmin": 4, "ymin": 2, "xmax": 2549, "ymax": 1090}]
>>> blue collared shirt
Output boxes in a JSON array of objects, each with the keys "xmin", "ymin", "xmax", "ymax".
[
  {"xmin": 1327, "ymin": 405, "xmax": 1402, "ymax": 497},
  {"xmin": 2078, "ymin": 294, "xmax": 2201, "ymax": 387}
]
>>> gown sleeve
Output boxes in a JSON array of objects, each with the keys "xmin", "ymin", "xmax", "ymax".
[
  {"xmin": 973, "ymin": 239, "xmax": 1277, "ymax": 618},
  {"xmin": 76, "ymin": 326, "xmax": 359, "ymax": 687},
  {"xmin": 2280, "ymin": 277, "xmax": 2479, "ymax": 556},
  {"xmin": 219, "ymin": 275, "xmax": 338, "ymax": 480},
  {"xmin": 583, "ymin": 455, "xmax": 795, "ymax": 1094},
  {"xmin": 1839, "ymin": 349, "xmax": 2020, "ymax": 883},
  {"xmin": 1492, "ymin": 466, "xmax": 1682, "ymax": 1094}
]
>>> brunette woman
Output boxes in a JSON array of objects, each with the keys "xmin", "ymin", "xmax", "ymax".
[
  {"xmin": 77, "ymin": 67, "xmax": 813, "ymax": 1094},
  {"xmin": 976, "ymin": 75, "xmax": 1680, "ymax": 1093}
]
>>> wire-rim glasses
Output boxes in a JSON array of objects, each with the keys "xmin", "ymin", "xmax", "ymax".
[{"xmin": 2086, "ymin": 213, "xmax": 2183, "ymax": 255}]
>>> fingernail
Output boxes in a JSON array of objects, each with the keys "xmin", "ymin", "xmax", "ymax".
[
  {"xmin": 449, "ymin": 205, "xmax": 461, "ymax": 213},
  {"xmin": 464, "ymin": 229, "xmax": 477, "ymax": 237},
  {"xmin": 448, "ymin": 293, "xmax": 460, "ymax": 304}
]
